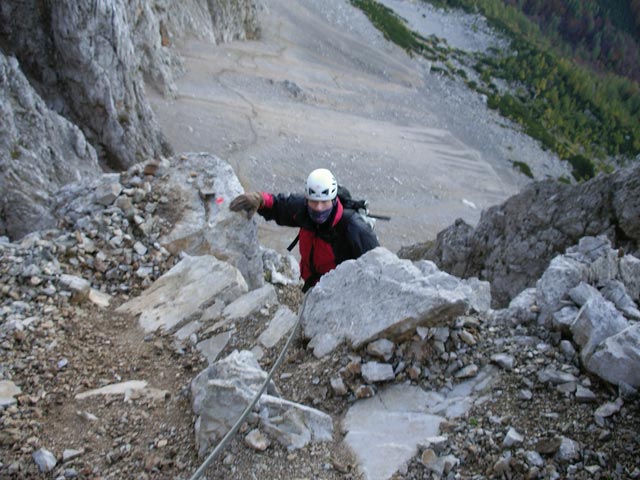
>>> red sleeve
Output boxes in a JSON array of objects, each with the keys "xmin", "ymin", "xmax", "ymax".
[{"xmin": 260, "ymin": 192, "xmax": 274, "ymax": 209}]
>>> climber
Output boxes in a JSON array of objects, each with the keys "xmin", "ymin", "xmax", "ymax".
[{"xmin": 229, "ymin": 168, "xmax": 379, "ymax": 291}]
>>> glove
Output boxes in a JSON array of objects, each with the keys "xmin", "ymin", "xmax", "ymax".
[{"xmin": 229, "ymin": 192, "xmax": 263, "ymax": 219}]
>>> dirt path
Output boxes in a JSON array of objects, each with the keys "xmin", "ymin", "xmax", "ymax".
[{"xmin": 148, "ymin": 0, "xmax": 556, "ymax": 254}]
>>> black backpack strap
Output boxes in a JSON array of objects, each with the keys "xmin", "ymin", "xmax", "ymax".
[{"xmin": 287, "ymin": 234, "xmax": 300, "ymax": 252}]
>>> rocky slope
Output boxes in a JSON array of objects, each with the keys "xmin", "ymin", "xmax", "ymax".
[
  {"xmin": 1, "ymin": 0, "xmax": 639, "ymax": 479},
  {"xmin": 399, "ymin": 163, "xmax": 640, "ymax": 307},
  {"xmin": 0, "ymin": 157, "xmax": 638, "ymax": 480}
]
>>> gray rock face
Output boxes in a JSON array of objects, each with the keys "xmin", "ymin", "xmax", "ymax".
[
  {"xmin": 128, "ymin": 0, "xmax": 261, "ymax": 96},
  {"xmin": 0, "ymin": 1, "xmax": 171, "ymax": 171},
  {"xmin": 301, "ymin": 248, "xmax": 474, "ymax": 354},
  {"xmin": 0, "ymin": 0, "xmax": 260, "ymax": 240},
  {"xmin": 0, "ymin": 54, "xmax": 100, "ymax": 240},
  {"xmin": 400, "ymin": 163, "xmax": 640, "ymax": 307}
]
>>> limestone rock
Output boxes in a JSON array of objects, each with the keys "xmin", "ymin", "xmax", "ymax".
[
  {"xmin": 401, "ymin": 163, "xmax": 640, "ymax": 307},
  {"xmin": 191, "ymin": 350, "xmax": 332, "ymax": 456},
  {"xmin": 301, "ymin": 248, "xmax": 471, "ymax": 355},
  {"xmin": 361, "ymin": 362, "xmax": 395, "ymax": 383},
  {"xmin": 0, "ymin": 380, "xmax": 22, "ymax": 408},
  {"xmin": 570, "ymin": 297, "xmax": 629, "ymax": 362},
  {"xmin": 158, "ymin": 153, "xmax": 263, "ymax": 288},
  {"xmin": 116, "ymin": 254, "xmax": 247, "ymax": 332},
  {"xmin": 587, "ymin": 324, "xmax": 640, "ymax": 388},
  {"xmin": 223, "ymin": 284, "xmax": 278, "ymax": 322},
  {"xmin": 0, "ymin": 53, "xmax": 99, "ymax": 240},
  {"xmin": 32, "ymin": 448, "xmax": 57, "ymax": 473},
  {"xmin": 258, "ymin": 306, "xmax": 298, "ymax": 349}
]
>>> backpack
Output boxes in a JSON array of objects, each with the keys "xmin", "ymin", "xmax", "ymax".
[
  {"xmin": 336, "ymin": 185, "xmax": 381, "ymax": 231},
  {"xmin": 287, "ymin": 185, "xmax": 389, "ymax": 252}
]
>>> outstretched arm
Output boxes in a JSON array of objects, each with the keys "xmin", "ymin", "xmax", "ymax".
[{"xmin": 230, "ymin": 191, "xmax": 305, "ymax": 228}]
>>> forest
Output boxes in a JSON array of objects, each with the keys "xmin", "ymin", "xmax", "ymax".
[{"xmin": 351, "ymin": 0, "xmax": 640, "ymax": 181}]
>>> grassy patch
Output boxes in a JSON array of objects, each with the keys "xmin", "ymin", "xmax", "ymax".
[
  {"xmin": 512, "ymin": 160, "xmax": 533, "ymax": 178},
  {"xmin": 350, "ymin": 0, "xmax": 422, "ymax": 53}
]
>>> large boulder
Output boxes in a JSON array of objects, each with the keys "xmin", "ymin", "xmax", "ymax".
[
  {"xmin": 400, "ymin": 163, "xmax": 640, "ymax": 307},
  {"xmin": 587, "ymin": 323, "xmax": 640, "ymax": 388},
  {"xmin": 301, "ymin": 248, "xmax": 487, "ymax": 355},
  {"xmin": 157, "ymin": 153, "xmax": 264, "ymax": 288},
  {"xmin": 191, "ymin": 350, "xmax": 332, "ymax": 457}
]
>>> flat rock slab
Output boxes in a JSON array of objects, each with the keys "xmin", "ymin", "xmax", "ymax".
[
  {"xmin": 343, "ymin": 367, "xmax": 498, "ymax": 480},
  {"xmin": 116, "ymin": 254, "xmax": 247, "ymax": 332},
  {"xmin": 75, "ymin": 380, "xmax": 148, "ymax": 400},
  {"xmin": 196, "ymin": 331, "xmax": 233, "ymax": 364},
  {"xmin": 258, "ymin": 306, "xmax": 297, "ymax": 349},
  {"xmin": 223, "ymin": 283, "xmax": 278, "ymax": 321},
  {"xmin": 343, "ymin": 385, "xmax": 443, "ymax": 480}
]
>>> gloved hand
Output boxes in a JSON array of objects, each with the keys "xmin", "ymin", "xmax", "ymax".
[{"xmin": 229, "ymin": 192, "xmax": 263, "ymax": 219}]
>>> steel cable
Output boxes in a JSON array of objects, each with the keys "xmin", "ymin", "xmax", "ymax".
[{"xmin": 188, "ymin": 292, "xmax": 310, "ymax": 480}]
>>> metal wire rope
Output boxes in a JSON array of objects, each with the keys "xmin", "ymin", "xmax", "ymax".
[{"xmin": 188, "ymin": 292, "xmax": 310, "ymax": 480}]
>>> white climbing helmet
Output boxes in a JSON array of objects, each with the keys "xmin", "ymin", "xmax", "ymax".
[{"xmin": 304, "ymin": 168, "xmax": 338, "ymax": 201}]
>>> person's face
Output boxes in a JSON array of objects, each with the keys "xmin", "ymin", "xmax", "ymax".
[{"xmin": 307, "ymin": 199, "xmax": 333, "ymax": 212}]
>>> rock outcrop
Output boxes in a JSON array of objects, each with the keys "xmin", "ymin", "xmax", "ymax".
[
  {"xmin": 400, "ymin": 163, "xmax": 640, "ymax": 307},
  {"xmin": 301, "ymin": 247, "xmax": 491, "ymax": 357},
  {"xmin": 0, "ymin": 55, "xmax": 100, "ymax": 239},
  {"xmin": 495, "ymin": 235, "xmax": 640, "ymax": 390},
  {"xmin": 0, "ymin": 0, "xmax": 260, "ymax": 240}
]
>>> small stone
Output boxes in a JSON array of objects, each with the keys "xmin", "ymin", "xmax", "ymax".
[
  {"xmin": 525, "ymin": 450, "xmax": 544, "ymax": 467},
  {"xmin": 491, "ymin": 353, "xmax": 515, "ymax": 370},
  {"xmin": 407, "ymin": 364, "xmax": 421, "ymax": 380},
  {"xmin": 575, "ymin": 385, "xmax": 597, "ymax": 403},
  {"xmin": 556, "ymin": 382, "xmax": 576, "ymax": 394},
  {"xmin": 535, "ymin": 437, "xmax": 561, "ymax": 455},
  {"xmin": 458, "ymin": 330, "xmax": 476, "ymax": 346},
  {"xmin": 503, "ymin": 427, "xmax": 523, "ymax": 448},
  {"xmin": 361, "ymin": 362, "xmax": 395, "ymax": 383},
  {"xmin": 455, "ymin": 364, "xmax": 478, "ymax": 379},
  {"xmin": 33, "ymin": 448, "xmax": 57, "ymax": 472},
  {"xmin": 244, "ymin": 429, "xmax": 270, "ymax": 451},
  {"xmin": 556, "ymin": 437, "xmax": 580, "ymax": 463},
  {"xmin": 354, "ymin": 385, "xmax": 375, "ymax": 399},
  {"xmin": 62, "ymin": 449, "xmax": 84, "ymax": 462},
  {"xmin": 493, "ymin": 456, "xmax": 511, "ymax": 475},
  {"xmin": 64, "ymin": 467, "xmax": 79, "ymax": 478},
  {"xmin": 77, "ymin": 410, "xmax": 99, "ymax": 422},
  {"xmin": 330, "ymin": 376, "xmax": 348, "ymax": 396},
  {"xmin": 518, "ymin": 389, "xmax": 533, "ymax": 400},
  {"xmin": 537, "ymin": 368, "xmax": 577, "ymax": 385},
  {"xmin": 366, "ymin": 338, "xmax": 395, "ymax": 361},
  {"xmin": 594, "ymin": 398, "xmax": 623, "ymax": 419},
  {"xmin": 0, "ymin": 380, "xmax": 22, "ymax": 408},
  {"xmin": 559, "ymin": 340, "xmax": 576, "ymax": 358}
]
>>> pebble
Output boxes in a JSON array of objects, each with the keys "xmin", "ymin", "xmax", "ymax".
[
  {"xmin": 32, "ymin": 448, "xmax": 57, "ymax": 472},
  {"xmin": 244, "ymin": 429, "xmax": 270, "ymax": 451}
]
